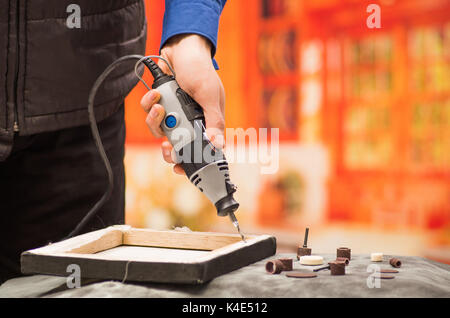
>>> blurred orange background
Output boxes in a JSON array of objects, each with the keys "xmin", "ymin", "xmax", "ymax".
[{"xmin": 124, "ymin": 0, "xmax": 450, "ymax": 263}]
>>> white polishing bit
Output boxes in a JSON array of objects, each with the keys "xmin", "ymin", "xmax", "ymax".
[
  {"xmin": 299, "ymin": 255, "xmax": 324, "ymax": 265},
  {"xmin": 371, "ymin": 252, "xmax": 383, "ymax": 262}
]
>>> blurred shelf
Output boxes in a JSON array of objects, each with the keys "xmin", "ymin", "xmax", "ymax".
[{"xmin": 424, "ymin": 246, "xmax": 450, "ymax": 265}]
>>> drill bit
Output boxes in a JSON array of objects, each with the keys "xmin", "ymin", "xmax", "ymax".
[
  {"xmin": 303, "ymin": 227, "xmax": 309, "ymax": 248},
  {"xmin": 229, "ymin": 212, "xmax": 246, "ymax": 242}
]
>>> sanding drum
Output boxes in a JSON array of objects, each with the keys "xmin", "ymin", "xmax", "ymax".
[
  {"xmin": 336, "ymin": 257, "xmax": 349, "ymax": 265},
  {"xmin": 336, "ymin": 247, "xmax": 351, "ymax": 260},
  {"xmin": 371, "ymin": 252, "xmax": 383, "ymax": 262},
  {"xmin": 266, "ymin": 258, "xmax": 293, "ymax": 274},
  {"xmin": 297, "ymin": 247, "xmax": 312, "ymax": 259},
  {"xmin": 265, "ymin": 260, "xmax": 284, "ymax": 274},
  {"xmin": 390, "ymin": 258, "xmax": 402, "ymax": 268}
]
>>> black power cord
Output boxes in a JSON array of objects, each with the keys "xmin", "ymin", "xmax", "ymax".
[
  {"xmin": 64, "ymin": 54, "xmax": 144, "ymax": 240},
  {"xmin": 64, "ymin": 54, "xmax": 176, "ymax": 240}
]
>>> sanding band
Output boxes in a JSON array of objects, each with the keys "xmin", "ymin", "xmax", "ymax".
[
  {"xmin": 390, "ymin": 258, "xmax": 402, "ymax": 268},
  {"xmin": 336, "ymin": 247, "xmax": 351, "ymax": 260},
  {"xmin": 297, "ymin": 247, "xmax": 312, "ymax": 259},
  {"xmin": 266, "ymin": 258, "xmax": 294, "ymax": 274},
  {"xmin": 278, "ymin": 258, "xmax": 293, "ymax": 271},
  {"xmin": 265, "ymin": 259, "xmax": 284, "ymax": 274},
  {"xmin": 329, "ymin": 261, "xmax": 345, "ymax": 275}
]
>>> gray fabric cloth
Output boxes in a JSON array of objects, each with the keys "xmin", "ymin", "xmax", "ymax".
[{"xmin": 0, "ymin": 254, "xmax": 449, "ymax": 298}]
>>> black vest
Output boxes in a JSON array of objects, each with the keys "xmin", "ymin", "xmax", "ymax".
[{"xmin": 0, "ymin": 0, "xmax": 147, "ymax": 160}]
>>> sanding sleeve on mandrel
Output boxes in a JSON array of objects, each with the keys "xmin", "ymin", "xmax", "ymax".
[
  {"xmin": 328, "ymin": 261, "xmax": 346, "ymax": 275},
  {"xmin": 297, "ymin": 247, "xmax": 312, "ymax": 259},
  {"xmin": 335, "ymin": 257, "xmax": 349, "ymax": 265},
  {"xmin": 265, "ymin": 259, "xmax": 284, "ymax": 274},
  {"xmin": 278, "ymin": 258, "xmax": 293, "ymax": 271}
]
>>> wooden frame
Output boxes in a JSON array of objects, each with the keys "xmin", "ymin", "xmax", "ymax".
[{"xmin": 21, "ymin": 225, "xmax": 276, "ymax": 284}]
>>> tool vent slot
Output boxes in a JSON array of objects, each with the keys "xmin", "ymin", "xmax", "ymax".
[
  {"xmin": 177, "ymin": 88, "xmax": 195, "ymax": 104},
  {"xmin": 194, "ymin": 178, "xmax": 202, "ymax": 186},
  {"xmin": 219, "ymin": 167, "xmax": 229, "ymax": 171}
]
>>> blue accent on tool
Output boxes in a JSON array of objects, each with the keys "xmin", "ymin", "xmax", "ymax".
[{"xmin": 165, "ymin": 115, "xmax": 177, "ymax": 128}]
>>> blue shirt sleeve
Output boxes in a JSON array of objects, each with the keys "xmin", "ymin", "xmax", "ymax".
[{"xmin": 160, "ymin": 0, "xmax": 227, "ymax": 69}]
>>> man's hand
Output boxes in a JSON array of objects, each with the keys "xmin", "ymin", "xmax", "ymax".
[{"xmin": 140, "ymin": 34, "xmax": 225, "ymax": 175}]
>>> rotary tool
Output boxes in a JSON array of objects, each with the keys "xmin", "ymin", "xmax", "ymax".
[
  {"xmin": 140, "ymin": 57, "xmax": 244, "ymax": 241},
  {"xmin": 65, "ymin": 54, "xmax": 245, "ymax": 242}
]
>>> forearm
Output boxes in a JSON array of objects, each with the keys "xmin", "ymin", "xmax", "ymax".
[{"xmin": 160, "ymin": 0, "xmax": 227, "ymax": 68}]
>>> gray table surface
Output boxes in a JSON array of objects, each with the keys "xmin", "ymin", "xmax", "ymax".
[{"xmin": 0, "ymin": 253, "xmax": 449, "ymax": 298}]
